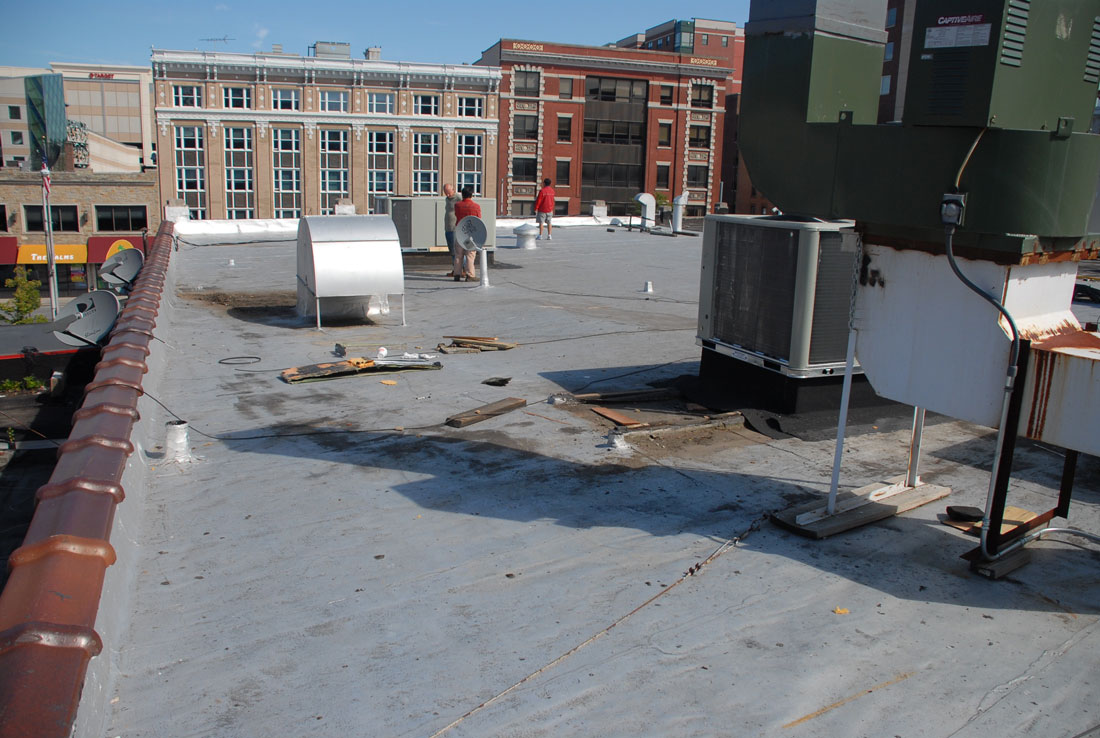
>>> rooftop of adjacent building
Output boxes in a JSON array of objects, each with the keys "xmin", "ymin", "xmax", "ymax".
[{"xmin": 4, "ymin": 219, "xmax": 1091, "ymax": 737}]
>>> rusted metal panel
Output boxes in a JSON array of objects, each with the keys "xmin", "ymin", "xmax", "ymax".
[
  {"xmin": 0, "ymin": 220, "xmax": 173, "ymax": 738},
  {"xmin": 1018, "ymin": 331, "xmax": 1100, "ymax": 456}
]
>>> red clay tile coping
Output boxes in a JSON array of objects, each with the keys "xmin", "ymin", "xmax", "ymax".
[{"xmin": 0, "ymin": 220, "xmax": 175, "ymax": 738}]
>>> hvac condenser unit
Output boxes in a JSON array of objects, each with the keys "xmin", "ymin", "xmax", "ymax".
[{"xmin": 697, "ymin": 215, "xmax": 859, "ymax": 377}]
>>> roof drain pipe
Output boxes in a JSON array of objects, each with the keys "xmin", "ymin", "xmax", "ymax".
[
  {"xmin": 940, "ymin": 194, "xmax": 1021, "ymax": 561},
  {"xmin": 165, "ymin": 419, "xmax": 193, "ymax": 462}
]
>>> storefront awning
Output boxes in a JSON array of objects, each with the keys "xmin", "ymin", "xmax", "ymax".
[
  {"xmin": 16, "ymin": 244, "xmax": 88, "ymax": 265},
  {"xmin": 87, "ymin": 236, "xmax": 143, "ymax": 263}
]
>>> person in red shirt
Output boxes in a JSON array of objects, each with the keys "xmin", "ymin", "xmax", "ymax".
[
  {"xmin": 452, "ymin": 186, "xmax": 482, "ymax": 282},
  {"xmin": 534, "ymin": 178, "xmax": 555, "ymax": 240}
]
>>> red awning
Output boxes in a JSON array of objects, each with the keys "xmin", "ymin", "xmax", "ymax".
[
  {"xmin": 87, "ymin": 235, "xmax": 143, "ymax": 263},
  {"xmin": 0, "ymin": 236, "xmax": 17, "ymax": 265}
]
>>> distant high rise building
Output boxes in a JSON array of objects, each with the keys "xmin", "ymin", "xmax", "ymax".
[{"xmin": 24, "ymin": 74, "xmax": 66, "ymax": 170}]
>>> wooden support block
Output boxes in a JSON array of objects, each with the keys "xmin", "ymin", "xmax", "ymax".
[
  {"xmin": 942, "ymin": 505, "xmax": 1038, "ymax": 537},
  {"xmin": 771, "ymin": 479, "xmax": 952, "ymax": 539},
  {"xmin": 445, "ymin": 397, "xmax": 527, "ymax": 428},
  {"xmin": 590, "ymin": 406, "xmax": 648, "ymax": 428},
  {"xmin": 970, "ymin": 548, "xmax": 1032, "ymax": 579}
]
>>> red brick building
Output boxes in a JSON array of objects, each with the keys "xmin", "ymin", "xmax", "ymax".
[{"xmin": 478, "ymin": 21, "xmax": 742, "ymax": 217}]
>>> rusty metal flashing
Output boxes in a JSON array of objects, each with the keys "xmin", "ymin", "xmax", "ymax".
[{"xmin": 0, "ymin": 221, "xmax": 174, "ymax": 738}]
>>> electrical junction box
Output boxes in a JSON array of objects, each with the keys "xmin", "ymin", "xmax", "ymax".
[
  {"xmin": 904, "ymin": 0, "xmax": 1100, "ymax": 131},
  {"xmin": 697, "ymin": 215, "xmax": 860, "ymax": 378}
]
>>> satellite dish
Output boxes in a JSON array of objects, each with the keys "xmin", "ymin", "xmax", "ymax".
[
  {"xmin": 100, "ymin": 247, "xmax": 144, "ymax": 289},
  {"xmin": 50, "ymin": 290, "xmax": 121, "ymax": 347},
  {"xmin": 455, "ymin": 216, "xmax": 488, "ymax": 252}
]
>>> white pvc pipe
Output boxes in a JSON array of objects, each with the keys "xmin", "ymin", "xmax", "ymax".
[
  {"xmin": 165, "ymin": 420, "xmax": 191, "ymax": 461},
  {"xmin": 827, "ymin": 328, "xmax": 858, "ymax": 515}
]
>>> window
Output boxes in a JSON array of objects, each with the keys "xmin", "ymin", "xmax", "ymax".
[
  {"xmin": 690, "ymin": 84, "xmax": 714, "ymax": 109},
  {"xmin": 657, "ymin": 122, "xmax": 672, "ymax": 147},
  {"xmin": 886, "ymin": 7, "xmax": 897, "ymax": 28},
  {"xmin": 686, "ymin": 164, "xmax": 708, "ymax": 187},
  {"xmin": 511, "ymin": 200, "xmax": 534, "ymax": 216},
  {"xmin": 512, "ymin": 157, "xmax": 537, "ymax": 182},
  {"xmin": 225, "ymin": 127, "xmax": 255, "ymax": 219},
  {"xmin": 174, "ymin": 125, "xmax": 206, "ymax": 219},
  {"xmin": 559, "ymin": 78, "xmax": 573, "ymax": 99},
  {"xmin": 656, "ymin": 164, "xmax": 670, "ymax": 190},
  {"xmin": 586, "ymin": 76, "xmax": 647, "ymax": 104},
  {"xmin": 689, "ymin": 125, "xmax": 710, "ymax": 148},
  {"xmin": 554, "ymin": 202, "xmax": 568, "ymax": 216},
  {"xmin": 412, "ymin": 132, "xmax": 439, "ymax": 194},
  {"xmin": 880, "ymin": 75, "xmax": 892, "ymax": 95},
  {"xmin": 580, "ymin": 163, "xmax": 641, "ymax": 189},
  {"xmin": 223, "ymin": 87, "xmax": 251, "ymax": 109},
  {"xmin": 514, "ymin": 114, "xmax": 538, "ymax": 140},
  {"xmin": 457, "ymin": 96, "xmax": 483, "ymax": 118},
  {"xmin": 10, "ymin": 131, "xmax": 23, "ymax": 146},
  {"xmin": 272, "ymin": 88, "xmax": 299, "ymax": 110},
  {"xmin": 319, "ymin": 129, "xmax": 349, "ymax": 214},
  {"xmin": 582, "ymin": 119, "xmax": 643, "ymax": 145},
  {"xmin": 514, "ymin": 70, "xmax": 540, "ymax": 97},
  {"xmin": 24, "ymin": 205, "xmax": 79, "ymax": 232},
  {"xmin": 367, "ymin": 130, "xmax": 395, "ymax": 211},
  {"xmin": 555, "ymin": 159, "xmax": 570, "ymax": 185},
  {"xmin": 557, "ymin": 115, "xmax": 571, "ymax": 142},
  {"xmin": 368, "ymin": 92, "xmax": 394, "ymax": 114},
  {"xmin": 96, "ymin": 205, "xmax": 147, "ymax": 231},
  {"xmin": 660, "ymin": 85, "xmax": 674, "ymax": 106},
  {"xmin": 700, "ymin": 33, "xmax": 709, "ymax": 45},
  {"xmin": 413, "ymin": 94, "xmax": 439, "ymax": 116},
  {"xmin": 884, "ymin": 41, "xmax": 895, "ymax": 62},
  {"xmin": 0, "ymin": 205, "xmax": 6, "ymax": 231},
  {"xmin": 722, "ymin": 36, "xmax": 729, "ymax": 47},
  {"xmin": 7, "ymin": 105, "xmax": 20, "ymax": 120},
  {"xmin": 456, "ymin": 134, "xmax": 483, "ymax": 195},
  {"xmin": 272, "ymin": 128, "xmax": 301, "ymax": 218},
  {"xmin": 173, "ymin": 85, "xmax": 202, "ymax": 107},
  {"xmin": 25, "ymin": 204, "xmax": 80, "ymax": 230},
  {"xmin": 320, "ymin": 90, "xmax": 349, "ymax": 113}
]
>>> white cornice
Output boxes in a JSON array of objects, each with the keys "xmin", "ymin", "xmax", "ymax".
[{"xmin": 498, "ymin": 50, "xmax": 732, "ymax": 79}]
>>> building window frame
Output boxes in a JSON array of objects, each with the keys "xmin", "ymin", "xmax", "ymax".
[
  {"xmin": 690, "ymin": 84, "xmax": 714, "ymax": 109},
  {"xmin": 367, "ymin": 130, "xmax": 395, "ymax": 212},
  {"xmin": 173, "ymin": 85, "xmax": 202, "ymax": 108},
  {"xmin": 514, "ymin": 70, "xmax": 540, "ymax": 98},
  {"xmin": 10, "ymin": 131, "xmax": 23, "ymax": 146},
  {"xmin": 225, "ymin": 126, "xmax": 255, "ymax": 219},
  {"xmin": 688, "ymin": 124, "xmax": 711, "ymax": 149},
  {"xmin": 412, "ymin": 132, "xmax": 439, "ymax": 195},
  {"xmin": 368, "ymin": 92, "xmax": 395, "ymax": 114},
  {"xmin": 512, "ymin": 157, "xmax": 537, "ymax": 182},
  {"xmin": 272, "ymin": 127, "xmax": 301, "ymax": 218},
  {"xmin": 686, "ymin": 164, "xmax": 709, "ymax": 188},
  {"xmin": 413, "ymin": 94, "xmax": 439, "ymax": 116},
  {"xmin": 319, "ymin": 128, "xmax": 350, "ymax": 214},
  {"xmin": 7, "ymin": 105, "xmax": 21, "ymax": 120},
  {"xmin": 660, "ymin": 85, "xmax": 674, "ymax": 106},
  {"xmin": 657, "ymin": 121, "xmax": 672, "ymax": 147},
  {"xmin": 557, "ymin": 115, "xmax": 572, "ymax": 142},
  {"xmin": 656, "ymin": 163, "xmax": 670, "ymax": 190},
  {"xmin": 586, "ymin": 76, "xmax": 647, "ymax": 104},
  {"xmin": 222, "ymin": 86, "xmax": 251, "ymax": 109},
  {"xmin": 456, "ymin": 133, "xmax": 483, "ymax": 195},
  {"xmin": 514, "ymin": 114, "xmax": 538, "ymax": 141},
  {"xmin": 559, "ymin": 78, "xmax": 573, "ymax": 99},
  {"xmin": 320, "ymin": 90, "xmax": 349, "ymax": 113},
  {"xmin": 23, "ymin": 205, "xmax": 79, "ymax": 232},
  {"xmin": 457, "ymin": 96, "xmax": 484, "ymax": 118},
  {"xmin": 174, "ymin": 125, "xmax": 206, "ymax": 219},
  {"xmin": 0, "ymin": 204, "xmax": 6, "ymax": 232},
  {"xmin": 880, "ymin": 74, "xmax": 892, "ymax": 96},
  {"xmin": 95, "ymin": 205, "xmax": 148, "ymax": 232},
  {"xmin": 272, "ymin": 88, "xmax": 300, "ymax": 111},
  {"xmin": 555, "ymin": 158, "xmax": 570, "ymax": 186}
]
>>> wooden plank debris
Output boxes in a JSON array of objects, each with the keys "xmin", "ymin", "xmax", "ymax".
[
  {"xmin": 590, "ymin": 406, "xmax": 648, "ymax": 428},
  {"xmin": 437, "ymin": 337, "xmax": 517, "ymax": 352},
  {"xmin": 282, "ymin": 357, "xmax": 441, "ymax": 384},
  {"xmin": 942, "ymin": 505, "xmax": 1038, "ymax": 536},
  {"xmin": 571, "ymin": 387, "xmax": 679, "ymax": 404},
  {"xmin": 445, "ymin": 397, "xmax": 527, "ymax": 428}
]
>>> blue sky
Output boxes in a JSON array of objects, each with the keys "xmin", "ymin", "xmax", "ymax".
[{"xmin": 3, "ymin": 1, "xmax": 752, "ymax": 69}]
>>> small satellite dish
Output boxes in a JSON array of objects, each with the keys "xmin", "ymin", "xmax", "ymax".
[
  {"xmin": 50, "ymin": 290, "xmax": 121, "ymax": 347},
  {"xmin": 100, "ymin": 247, "xmax": 144, "ymax": 289},
  {"xmin": 455, "ymin": 216, "xmax": 488, "ymax": 252}
]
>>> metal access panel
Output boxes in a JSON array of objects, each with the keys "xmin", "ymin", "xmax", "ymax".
[
  {"xmin": 697, "ymin": 215, "xmax": 859, "ymax": 377},
  {"xmin": 904, "ymin": 0, "xmax": 1100, "ymax": 131},
  {"xmin": 374, "ymin": 196, "xmax": 497, "ymax": 251}
]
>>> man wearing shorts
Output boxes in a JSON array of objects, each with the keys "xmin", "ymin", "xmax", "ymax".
[{"xmin": 535, "ymin": 178, "xmax": 555, "ymax": 240}]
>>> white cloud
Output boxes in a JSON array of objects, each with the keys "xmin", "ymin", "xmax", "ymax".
[
  {"xmin": 252, "ymin": 24, "xmax": 269, "ymax": 49},
  {"xmin": 215, "ymin": 3, "xmax": 230, "ymax": 11}
]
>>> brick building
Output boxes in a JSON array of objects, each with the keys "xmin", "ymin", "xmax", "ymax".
[
  {"xmin": 151, "ymin": 45, "xmax": 501, "ymax": 220},
  {"xmin": 0, "ymin": 170, "xmax": 160, "ymax": 295},
  {"xmin": 477, "ymin": 27, "xmax": 738, "ymax": 217}
]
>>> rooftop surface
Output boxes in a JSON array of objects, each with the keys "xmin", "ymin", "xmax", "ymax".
[{"xmin": 73, "ymin": 225, "xmax": 1099, "ymax": 736}]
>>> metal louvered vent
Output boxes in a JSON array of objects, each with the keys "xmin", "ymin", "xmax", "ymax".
[
  {"xmin": 1000, "ymin": 0, "xmax": 1030, "ymax": 67},
  {"xmin": 928, "ymin": 50, "xmax": 970, "ymax": 116},
  {"xmin": 1085, "ymin": 16, "xmax": 1100, "ymax": 83}
]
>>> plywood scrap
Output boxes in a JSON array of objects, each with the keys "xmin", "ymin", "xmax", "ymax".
[
  {"xmin": 941, "ymin": 505, "xmax": 1038, "ymax": 536},
  {"xmin": 438, "ymin": 336, "xmax": 516, "ymax": 352},
  {"xmin": 591, "ymin": 406, "xmax": 648, "ymax": 428},
  {"xmin": 571, "ymin": 387, "xmax": 679, "ymax": 404},
  {"xmin": 282, "ymin": 357, "xmax": 441, "ymax": 384},
  {"xmin": 446, "ymin": 397, "xmax": 527, "ymax": 428}
]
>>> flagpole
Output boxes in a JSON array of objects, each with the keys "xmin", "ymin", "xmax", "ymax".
[{"xmin": 40, "ymin": 142, "xmax": 59, "ymax": 318}]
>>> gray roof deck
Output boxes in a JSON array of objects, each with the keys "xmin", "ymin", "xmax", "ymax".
[{"xmin": 100, "ymin": 226, "xmax": 1098, "ymax": 737}]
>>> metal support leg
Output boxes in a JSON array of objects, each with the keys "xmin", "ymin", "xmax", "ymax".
[
  {"xmin": 826, "ymin": 328, "xmax": 858, "ymax": 515},
  {"xmin": 401, "ymin": 293, "xmax": 406, "ymax": 326},
  {"xmin": 905, "ymin": 407, "xmax": 926, "ymax": 488},
  {"xmin": 316, "ymin": 297, "xmax": 321, "ymax": 330},
  {"xmin": 479, "ymin": 249, "xmax": 490, "ymax": 288},
  {"xmin": 1056, "ymin": 450, "xmax": 1077, "ymax": 518},
  {"xmin": 981, "ymin": 341, "xmax": 1030, "ymax": 558}
]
